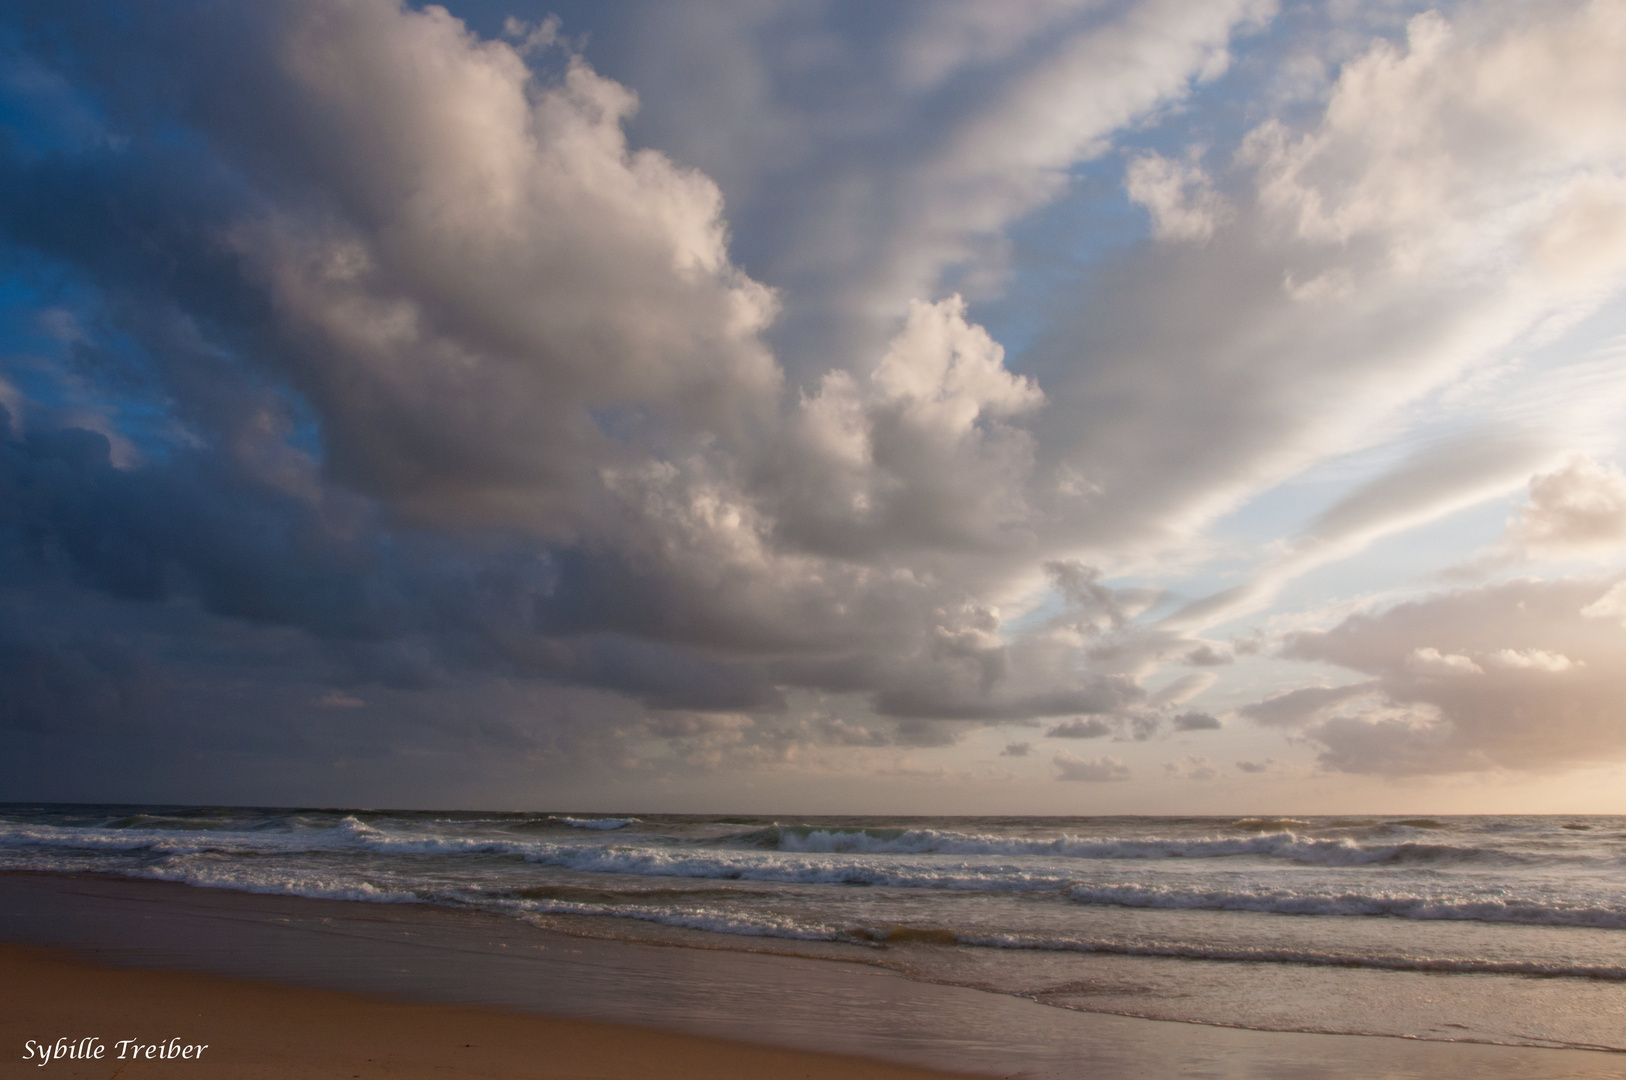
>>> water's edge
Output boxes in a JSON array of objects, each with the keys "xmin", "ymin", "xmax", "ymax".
[
  {"xmin": 6, "ymin": 807, "xmax": 1625, "ymax": 1055},
  {"xmin": 3, "ymin": 871, "xmax": 1622, "ymax": 1080}
]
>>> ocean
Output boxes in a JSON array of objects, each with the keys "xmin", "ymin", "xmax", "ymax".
[{"xmin": 3, "ymin": 806, "xmax": 1623, "ymax": 1054}]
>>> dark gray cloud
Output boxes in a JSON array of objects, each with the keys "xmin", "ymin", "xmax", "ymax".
[
  {"xmin": 0, "ymin": 2, "xmax": 1094, "ymax": 749},
  {"xmin": 1045, "ymin": 717, "xmax": 1111, "ymax": 739}
]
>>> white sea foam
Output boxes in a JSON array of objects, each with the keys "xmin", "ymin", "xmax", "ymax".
[
  {"xmin": 554, "ymin": 817, "xmax": 639, "ymax": 830},
  {"xmin": 334, "ymin": 815, "xmax": 385, "ymax": 838},
  {"xmin": 5, "ymin": 819, "xmax": 1620, "ymax": 930},
  {"xmin": 772, "ymin": 827, "xmax": 1488, "ymax": 867},
  {"xmin": 0, "ymin": 819, "xmax": 512, "ymax": 858},
  {"xmin": 11, "ymin": 831, "xmax": 1626, "ymax": 974},
  {"xmin": 0, "ymin": 844, "xmax": 422, "ymax": 904},
  {"xmin": 495, "ymin": 896, "xmax": 846, "ymax": 941},
  {"xmin": 138, "ymin": 862, "xmax": 421, "ymax": 904},
  {"xmin": 0, "ymin": 821, "xmax": 296, "ymax": 856},
  {"xmin": 521, "ymin": 844, "xmax": 1083, "ymax": 891},
  {"xmin": 6, "ymin": 809, "xmax": 1626, "ymax": 982}
]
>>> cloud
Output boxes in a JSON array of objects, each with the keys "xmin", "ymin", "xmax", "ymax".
[
  {"xmin": 1509, "ymin": 455, "xmax": 1626, "ymax": 557},
  {"xmin": 1239, "ymin": 682, "xmax": 1379, "ymax": 728},
  {"xmin": 1126, "ymin": 151, "xmax": 1230, "ymax": 242},
  {"xmin": 1247, "ymin": 7, "xmax": 1626, "ymax": 278},
  {"xmin": 1149, "ymin": 672, "xmax": 1216, "ymax": 708},
  {"xmin": 0, "ymin": 0, "xmax": 1162, "ymax": 744},
  {"xmin": 5, "ymin": 0, "xmax": 1626, "ymax": 803},
  {"xmin": 1163, "ymin": 754, "xmax": 1218, "ymax": 780},
  {"xmin": 1000, "ymin": 741, "xmax": 1032, "ymax": 757},
  {"xmin": 1246, "ymin": 577, "xmax": 1626, "ymax": 775},
  {"xmin": 1183, "ymin": 644, "xmax": 1233, "ymax": 666},
  {"xmin": 1053, "ymin": 751, "xmax": 1130, "ymax": 782},
  {"xmin": 1163, "ymin": 432, "xmax": 1555, "ymax": 631},
  {"xmin": 1581, "ymin": 582, "xmax": 1626, "ymax": 625},
  {"xmin": 1405, "ymin": 648, "xmax": 1482, "ymax": 677},
  {"xmin": 312, "ymin": 691, "xmax": 366, "ymax": 708},
  {"xmin": 225, "ymin": 1, "xmax": 781, "ymax": 529},
  {"xmin": 1234, "ymin": 758, "xmax": 1280, "ymax": 774},
  {"xmin": 1484, "ymin": 648, "xmax": 1576, "ymax": 673},
  {"xmin": 610, "ymin": 0, "xmax": 1272, "ymax": 377},
  {"xmin": 1046, "ymin": 716, "xmax": 1112, "ymax": 739},
  {"xmin": 1171, "ymin": 710, "xmax": 1221, "ymax": 731},
  {"xmin": 1032, "ymin": 0, "xmax": 1626, "ymax": 586},
  {"xmin": 778, "ymin": 294, "xmax": 1044, "ymax": 555}
]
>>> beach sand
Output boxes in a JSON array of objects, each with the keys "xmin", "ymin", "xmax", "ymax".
[
  {"xmin": 0, "ymin": 942, "xmax": 967, "ymax": 1080},
  {"xmin": 3, "ymin": 873, "xmax": 1623, "ymax": 1080}
]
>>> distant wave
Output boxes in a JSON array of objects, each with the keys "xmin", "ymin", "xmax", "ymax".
[
  {"xmin": 553, "ymin": 817, "xmax": 638, "ymax": 830},
  {"xmin": 0, "ymin": 821, "xmax": 1066, "ymax": 890},
  {"xmin": 0, "ymin": 818, "xmax": 1586, "ymax": 872},
  {"xmin": 1230, "ymin": 817, "xmax": 1314, "ymax": 831},
  {"xmin": 515, "ymin": 846, "xmax": 1073, "ymax": 891},
  {"xmin": 0, "ymin": 822, "xmax": 284, "ymax": 857},
  {"xmin": 770, "ymin": 826, "xmax": 1497, "ymax": 867},
  {"xmin": 0, "ymin": 818, "xmax": 526, "ymax": 858}
]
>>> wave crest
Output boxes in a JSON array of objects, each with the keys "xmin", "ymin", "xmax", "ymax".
[
  {"xmin": 772, "ymin": 826, "xmax": 1486, "ymax": 867},
  {"xmin": 553, "ymin": 817, "xmax": 638, "ymax": 830}
]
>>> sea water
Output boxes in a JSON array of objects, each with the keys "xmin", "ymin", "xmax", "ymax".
[{"xmin": 3, "ymin": 806, "xmax": 1623, "ymax": 1051}]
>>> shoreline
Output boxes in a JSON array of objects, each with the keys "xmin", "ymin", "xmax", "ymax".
[{"xmin": 3, "ymin": 871, "xmax": 1624, "ymax": 1079}]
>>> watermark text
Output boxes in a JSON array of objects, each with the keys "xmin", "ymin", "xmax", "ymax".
[{"xmin": 22, "ymin": 1036, "xmax": 208, "ymax": 1066}]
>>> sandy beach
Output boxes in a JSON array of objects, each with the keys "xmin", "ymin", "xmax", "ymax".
[
  {"xmin": 4, "ymin": 872, "xmax": 1625, "ymax": 1080},
  {"xmin": 0, "ymin": 942, "xmax": 971, "ymax": 1080}
]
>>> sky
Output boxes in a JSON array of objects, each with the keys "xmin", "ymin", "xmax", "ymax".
[{"xmin": 3, "ymin": 0, "xmax": 1626, "ymax": 813}]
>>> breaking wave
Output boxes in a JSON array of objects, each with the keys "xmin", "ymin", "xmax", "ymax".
[
  {"xmin": 553, "ymin": 817, "xmax": 638, "ymax": 830},
  {"xmin": 769, "ymin": 826, "xmax": 1496, "ymax": 867}
]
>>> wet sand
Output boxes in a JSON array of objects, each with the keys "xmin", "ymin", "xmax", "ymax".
[{"xmin": 2, "ymin": 872, "xmax": 1623, "ymax": 1079}]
